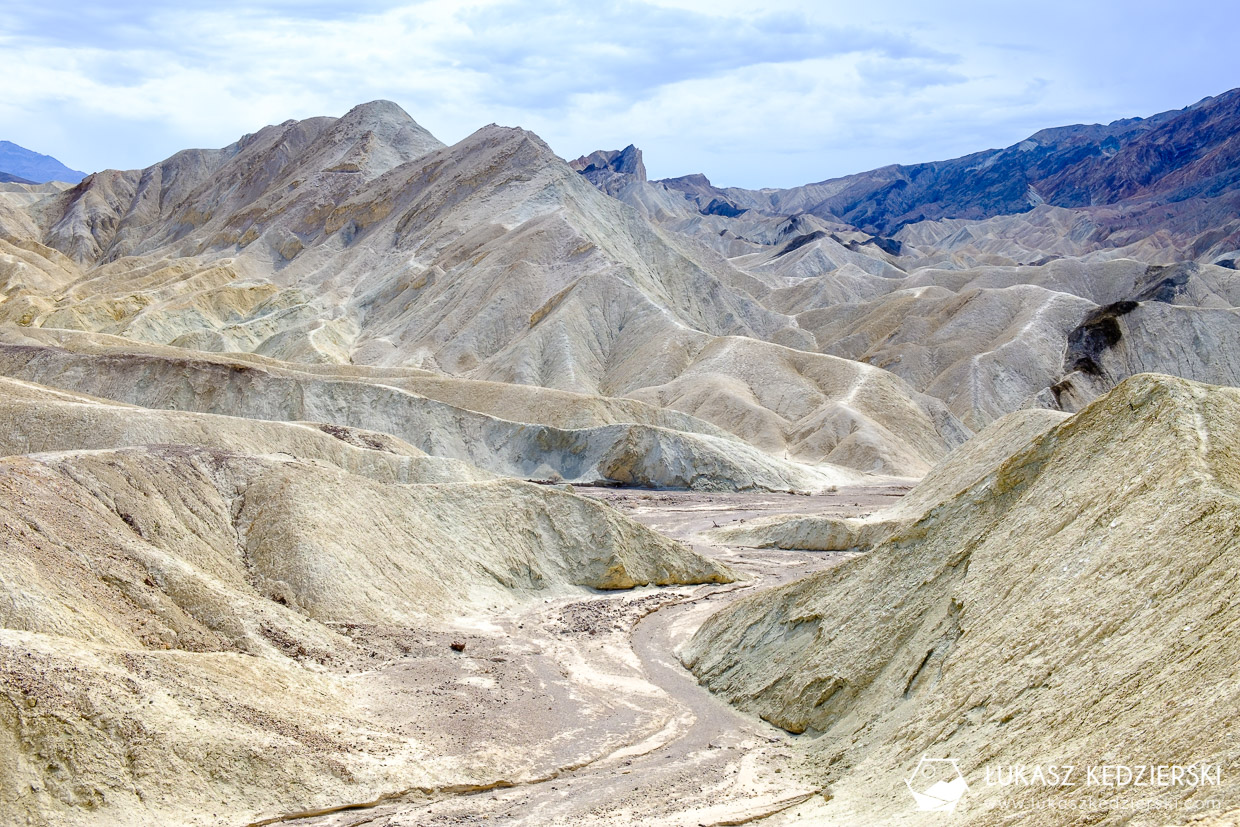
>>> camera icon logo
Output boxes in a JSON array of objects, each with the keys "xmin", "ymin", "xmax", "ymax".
[{"xmin": 906, "ymin": 755, "xmax": 969, "ymax": 812}]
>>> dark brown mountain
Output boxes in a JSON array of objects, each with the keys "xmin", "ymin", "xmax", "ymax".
[{"xmin": 583, "ymin": 88, "xmax": 1240, "ymax": 240}]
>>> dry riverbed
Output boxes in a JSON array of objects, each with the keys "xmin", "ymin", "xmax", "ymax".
[{"xmin": 257, "ymin": 485, "xmax": 906, "ymax": 827}]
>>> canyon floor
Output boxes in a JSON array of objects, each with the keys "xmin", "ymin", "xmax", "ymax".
[{"xmin": 252, "ymin": 486, "xmax": 905, "ymax": 827}]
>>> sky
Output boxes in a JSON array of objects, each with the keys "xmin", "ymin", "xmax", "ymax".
[{"xmin": 0, "ymin": 0, "xmax": 1236, "ymax": 189}]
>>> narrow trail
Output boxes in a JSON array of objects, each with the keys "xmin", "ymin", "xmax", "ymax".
[{"xmin": 272, "ymin": 486, "xmax": 903, "ymax": 827}]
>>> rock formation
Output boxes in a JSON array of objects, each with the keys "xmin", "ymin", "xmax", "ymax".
[
  {"xmin": 0, "ymin": 104, "xmax": 969, "ymax": 485},
  {"xmin": 576, "ymin": 117, "xmax": 1240, "ymax": 431},
  {"xmin": 0, "ymin": 372, "xmax": 732, "ymax": 825},
  {"xmin": 685, "ymin": 375, "xmax": 1240, "ymax": 822},
  {"xmin": 3, "ymin": 88, "xmax": 1240, "ymax": 825}
]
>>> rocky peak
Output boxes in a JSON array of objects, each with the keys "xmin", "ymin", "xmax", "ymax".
[
  {"xmin": 570, "ymin": 145, "xmax": 646, "ymax": 181},
  {"xmin": 569, "ymin": 145, "xmax": 647, "ymax": 197}
]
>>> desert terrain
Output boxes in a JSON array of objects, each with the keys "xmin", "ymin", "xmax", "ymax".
[{"xmin": 3, "ymin": 89, "xmax": 1240, "ymax": 826}]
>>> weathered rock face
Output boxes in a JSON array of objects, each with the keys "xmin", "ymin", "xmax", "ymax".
[
  {"xmin": 0, "ymin": 88, "xmax": 1238, "ymax": 827},
  {"xmin": 706, "ymin": 406, "xmax": 1068, "ymax": 552},
  {"xmin": 570, "ymin": 95, "xmax": 1240, "ymax": 433},
  {"xmin": 0, "ymin": 335, "xmax": 897, "ymax": 489},
  {"xmin": 1040, "ymin": 297, "xmax": 1240, "ymax": 414},
  {"xmin": 0, "ymin": 101, "xmax": 980, "ymax": 485},
  {"xmin": 569, "ymin": 145, "xmax": 647, "ymax": 197},
  {"xmin": 18, "ymin": 92, "xmax": 1240, "ymax": 482},
  {"xmin": 0, "ymin": 377, "xmax": 733, "ymax": 629},
  {"xmin": 0, "ymin": 375, "xmax": 733, "ymax": 826},
  {"xmin": 800, "ymin": 283, "xmax": 1095, "ymax": 430},
  {"xmin": 0, "ymin": 372, "xmax": 483, "ymax": 485},
  {"xmin": 17, "ymin": 110, "xmax": 792, "ymax": 374},
  {"xmin": 685, "ymin": 374, "xmax": 1240, "ymax": 822},
  {"xmin": 748, "ymin": 254, "xmax": 1240, "ymax": 431}
]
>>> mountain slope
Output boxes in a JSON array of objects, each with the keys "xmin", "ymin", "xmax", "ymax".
[
  {"xmin": 0, "ymin": 141, "xmax": 87, "ymax": 183},
  {"xmin": 0, "ymin": 375, "xmax": 732, "ymax": 826},
  {"xmin": 577, "ymin": 88, "xmax": 1240, "ymax": 266},
  {"xmin": 0, "ymin": 334, "xmax": 865, "ymax": 490},
  {"xmin": 22, "ymin": 105, "xmax": 788, "ymax": 372},
  {"xmin": 569, "ymin": 90, "xmax": 1240, "ymax": 430},
  {"xmin": 0, "ymin": 102, "xmax": 968, "ymax": 483},
  {"xmin": 685, "ymin": 374, "xmax": 1240, "ymax": 823}
]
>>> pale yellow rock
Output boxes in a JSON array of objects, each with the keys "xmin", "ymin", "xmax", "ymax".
[
  {"xmin": 0, "ymin": 426, "xmax": 731, "ymax": 826},
  {"xmin": 0, "ymin": 103, "xmax": 968, "ymax": 483},
  {"xmin": 686, "ymin": 374, "xmax": 1240, "ymax": 823},
  {"xmin": 0, "ymin": 334, "xmax": 883, "ymax": 490},
  {"xmin": 708, "ymin": 406, "xmax": 1068, "ymax": 550}
]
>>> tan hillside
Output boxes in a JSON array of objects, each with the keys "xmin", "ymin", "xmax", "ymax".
[
  {"xmin": 0, "ymin": 335, "xmax": 872, "ymax": 490},
  {"xmin": 0, "ymin": 383, "xmax": 731, "ymax": 826},
  {"xmin": 0, "ymin": 104, "xmax": 970, "ymax": 485},
  {"xmin": 708, "ymin": 406, "xmax": 1068, "ymax": 552},
  {"xmin": 685, "ymin": 374, "xmax": 1240, "ymax": 824}
]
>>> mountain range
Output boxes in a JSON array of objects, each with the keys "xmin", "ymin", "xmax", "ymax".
[
  {"xmin": 0, "ymin": 100, "xmax": 969, "ymax": 485},
  {"xmin": 2, "ymin": 89, "xmax": 1240, "ymax": 826},
  {"xmin": 610, "ymin": 89, "xmax": 1240, "ymax": 249}
]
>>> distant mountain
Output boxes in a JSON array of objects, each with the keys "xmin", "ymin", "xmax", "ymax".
[
  {"xmin": 577, "ymin": 90, "xmax": 1240, "ymax": 247},
  {"xmin": 646, "ymin": 88, "xmax": 1240, "ymax": 236},
  {"xmin": 0, "ymin": 140, "xmax": 87, "ymax": 183}
]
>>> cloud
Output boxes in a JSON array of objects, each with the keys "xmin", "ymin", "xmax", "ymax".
[
  {"xmin": 0, "ymin": 0, "xmax": 1236, "ymax": 187},
  {"xmin": 434, "ymin": 1, "xmax": 956, "ymax": 110}
]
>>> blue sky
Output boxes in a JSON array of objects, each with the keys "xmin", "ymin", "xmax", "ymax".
[{"xmin": 1, "ymin": 0, "xmax": 1236, "ymax": 188}]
